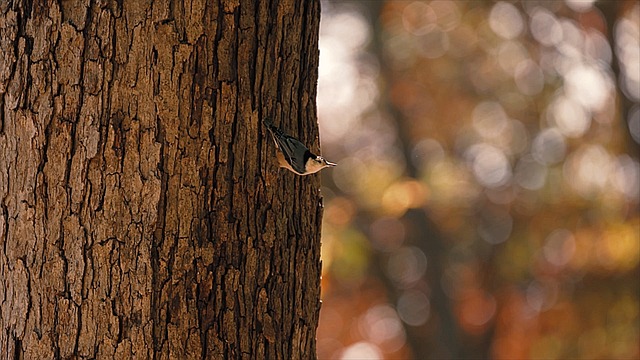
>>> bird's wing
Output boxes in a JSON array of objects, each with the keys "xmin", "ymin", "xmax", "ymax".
[
  {"xmin": 263, "ymin": 120, "xmax": 310, "ymax": 174},
  {"xmin": 275, "ymin": 135, "xmax": 309, "ymax": 174}
]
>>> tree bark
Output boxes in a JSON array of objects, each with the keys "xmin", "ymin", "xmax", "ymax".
[{"xmin": 0, "ymin": 0, "xmax": 323, "ymax": 358}]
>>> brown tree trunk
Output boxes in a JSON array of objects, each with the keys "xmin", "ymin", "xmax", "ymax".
[{"xmin": 0, "ymin": 0, "xmax": 323, "ymax": 358}]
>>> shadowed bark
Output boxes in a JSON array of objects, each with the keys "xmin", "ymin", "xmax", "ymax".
[{"xmin": 0, "ymin": 0, "xmax": 323, "ymax": 358}]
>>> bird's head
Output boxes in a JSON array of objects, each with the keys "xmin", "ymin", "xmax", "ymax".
[{"xmin": 305, "ymin": 155, "xmax": 337, "ymax": 174}]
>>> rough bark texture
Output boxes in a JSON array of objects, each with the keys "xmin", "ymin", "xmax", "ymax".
[{"xmin": 0, "ymin": 0, "xmax": 323, "ymax": 358}]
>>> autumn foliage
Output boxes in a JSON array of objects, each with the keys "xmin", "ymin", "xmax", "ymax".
[{"xmin": 316, "ymin": 1, "xmax": 639, "ymax": 359}]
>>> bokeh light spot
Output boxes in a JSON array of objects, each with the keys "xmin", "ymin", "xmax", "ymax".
[
  {"xmin": 415, "ymin": 28, "xmax": 449, "ymax": 59},
  {"xmin": 459, "ymin": 290, "xmax": 497, "ymax": 332},
  {"xmin": 498, "ymin": 41, "xmax": 530, "ymax": 75},
  {"xmin": 472, "ymin": 102, "xmax": 509, "ymax": 139},
  {"xmin": 515, "ymin": 155, "xmax": 548, "ymax": 190},
  {"xmin": 514, "ymin": 59, "xmax": 544, "ymax": 95},
  {"xmin": 615, "ymin": 15, "xmax": 640, "ymax": 101},
  {"xmin": 526, "ymin": 280, "xmax": 559, "ymax": 312},
  {"xmin": 381, "ymin": 180, "xmax": 428, "ymax": 216},
  {"xmin": 340, "ymin": 341, "xmax": 383, "ymax": 360},
  {"xmin": 601, "ymin": 222, "xmax": 640, "ymax": 271},
  {"xmin": 564, "ymin": 0, "xmax": 597, "ymax": 12},
  {"xmin": 585, "ymin": 29, "xmax": 612, "ymax": 65},
  {"xmin": 467, "ymin": 143, "xmax": 512, "ymax": 188},
  {"xmin": 386, "ymin": 246, "xmax": 428, "ymax": 287},
  {"xmin": 402, "ymin": 2, "xmax": 437, "ymax": 36},
  {"xmin": 532, "ymin": 128, "xmax": 566, "ymax": 165},
  {"xmin": 563, "ymin": 145, "xmax": 613, "ymax": 197},
  {"xmin": 359, "ymin": 305, "xmax": 406, "ymax": 352},
  {"xmin": 548, "ymin": 95, "xmax": 591, "ymax": 138},
  {"xmin": 611, "ymin": 155, "xmax": 640, "ymax": 200},
  {"xmin": 325, "ymin": 197, "xmax": 357, "ymax": 227},
  {"xmin": 530, "ymin": 7, "xmax": 563, "ymax": 46},
  {"xmin": 543, "ymin": 229, "xmax": 576, "ymax": 267},
  {"xmin": 489, "ymin": 2, "xmax": 524, "ymax": 40},
  {"xmin": 431, "ymin": 0, "xmax": 461, "ymax": 32},
  {"xmin": 397, "ymin": 290, "xmax": 431, "ymax": 327},
  {"xmin": 564, "ymin": 64, "xmax": 612, "ymax": 112}
]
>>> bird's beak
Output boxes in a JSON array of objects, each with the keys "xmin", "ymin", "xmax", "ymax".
[{"xmin": 326, "ymin": 160, "xmax": 337, "ymax": 167}]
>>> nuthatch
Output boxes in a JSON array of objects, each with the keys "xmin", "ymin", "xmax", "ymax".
[{"xmin": 264, "ymin": 119, "xmax": 336, "ymax": 175}]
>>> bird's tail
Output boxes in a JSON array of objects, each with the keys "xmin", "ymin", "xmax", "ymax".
[
  {"xmin": 262, "ymin": 118, "xmax": 273, "ymax": 132},
  {"xmin": 263, "ymin": 118, "xmax": 283, "ymax": 149},
  {"xmin": 263, "ymin": 118, "xmax": 284, "ymax": 137}
]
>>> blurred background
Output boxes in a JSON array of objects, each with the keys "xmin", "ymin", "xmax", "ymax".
[{"xmin": 315, "ymin": 1, "xmax": 639, "ymax": 359}]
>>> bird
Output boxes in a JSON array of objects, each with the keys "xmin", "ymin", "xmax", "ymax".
[{"xmin": 263, "ymin": 119, "xmax": 336, "ymax": 175}]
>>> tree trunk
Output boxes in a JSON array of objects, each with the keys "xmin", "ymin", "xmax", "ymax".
[{"xmin": 0, "ymin": 0, "xmax": 323, "ymax": 358}]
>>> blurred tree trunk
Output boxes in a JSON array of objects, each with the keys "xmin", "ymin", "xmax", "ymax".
[
  {"xmin": 364, "ymin": 2, "xmax": 462, "ymax": 358},
  {"xmin": 0, "ymin": 1, "xmax": 323, "ymax": 359},
  {"xmin": 358, "ymin": 1, "xmax": 466, "ymax": 359}
]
